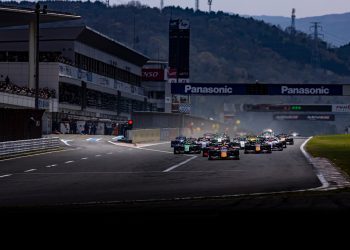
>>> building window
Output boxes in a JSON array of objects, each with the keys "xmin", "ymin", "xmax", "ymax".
[{"xmin": 74, "ymin": 52, "xmax": 141, "ymax": 86}]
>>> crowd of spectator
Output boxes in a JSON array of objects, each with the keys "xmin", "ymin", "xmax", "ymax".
[
  {"xmin": 54, "ymin": 55, "xmax": 74, "ymax": 66},
  {"xmin": 0, "ymin": 76, "xmax": 56, "ymax": 99},
  {"xmin": 0, "ymin": 52, "xmax": 74, "ymax": 66}
]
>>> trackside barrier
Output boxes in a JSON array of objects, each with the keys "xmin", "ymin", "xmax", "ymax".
[
  {"xmin": 160, "ymin": 128, "xmax": 180, "ymax": 141},
  {"xmin": 0, "ymin": 137, "xmax": 60, "ymax": 158},
  {"xmin": 128, "ymin": 128, "xmax": 203, "ymax": 143},
  {"xmin": 127, "ymin": 129, "xmax": 161, "ymax": 143}
]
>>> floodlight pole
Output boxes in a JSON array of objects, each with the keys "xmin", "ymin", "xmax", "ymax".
[
  {"xmin": 34, "ymin": 3, "xmax": 47, "ymax": 109},
  {"xmin": 35, "ymin": 3, "xmax": 40, "ymax": 109}
]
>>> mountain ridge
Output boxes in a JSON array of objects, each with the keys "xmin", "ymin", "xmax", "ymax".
[
  {"xmin": 2, "ymin": 1, "xmax": 350, "ymax": 84},
  {"xmin": 252, "ymin": 12, "xmax": 350, "ymax": 47}
]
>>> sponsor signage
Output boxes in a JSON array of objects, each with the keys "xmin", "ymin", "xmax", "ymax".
[
  {"xmin": 59, "ymin": 63, "xmax": 144, "ymax": 96},
  {"xmin": 142, "ymin": 69, "xmax": 165, "ymax": 81},
  {"xmin": 273, "ymin": 114, "xmax": 335, "ymax": 121},
  {"xmin": 38, "ymin": 99, "xmax": 50, "ymax": 109},
  {"xmin": 178, "ymin": 103, "xmax": 191, "ymax": 113},
  {"xmin": 332, "ymin": 104, "xmax": 350, "ymax": 113},
  {"xmin": 171, "ymin": 83, "xmax": 343, "ymax": 96},
  {"xmin": 244, "ymin": 104, "xmax": 333, "ymax": 112},
  {"xmin": 171, "ymin": 95, "xmax": 190, "ymax": 113},
  {"xmin": 168, "ymin": 68, "xmax": 189, "ymax": 79},
  {"xmin": 168, "ymin": 78, "xmax": 190, "ymax": 84}
]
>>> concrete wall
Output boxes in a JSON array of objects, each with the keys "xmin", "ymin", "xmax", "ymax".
[
  {"xmin": 127, "ymin": 129, "xmax": 161, "ymax": 143},
  {"xmin": 127, "ymin": 128, "xmax": 189, "ymax": 143}
]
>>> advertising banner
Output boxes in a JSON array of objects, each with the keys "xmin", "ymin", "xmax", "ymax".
[
  {"xmin": 171, "ymin": 83, "xmax": 343, "ymax": 96},
  {"xmin": 273, "ymin": 114, "xmax": 335, "ymax": 121},
  {"xmin": 142, "ymin": 69, "xmax": 164, "ymax": 81},
  {"xmin": 332, "ymin": 104, "xmax": 350, "ymax": 113},
  {"xmin": 171, "ymin": 95, "xmax": 189, "ymax": 113}
]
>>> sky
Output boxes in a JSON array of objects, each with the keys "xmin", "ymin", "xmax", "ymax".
[{"xmin": 111, "ymin": 0, "xmax": 350, "ymax": 18}]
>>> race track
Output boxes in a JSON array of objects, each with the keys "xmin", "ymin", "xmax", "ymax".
[{"xmin": 0, "ymin": 136, "xmax": 321, "ymax": 207}]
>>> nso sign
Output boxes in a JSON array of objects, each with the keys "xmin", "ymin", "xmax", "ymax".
[{"xmin": 171, "ymin": 83, "xmax": 343, "ymax": 96}]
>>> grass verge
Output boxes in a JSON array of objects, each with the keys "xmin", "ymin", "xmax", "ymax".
[{"xmin": 306, "ymin": 134, "xmax": 350, "ymax": 176}]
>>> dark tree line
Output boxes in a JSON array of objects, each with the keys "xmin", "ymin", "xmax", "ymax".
[{"xmin": 3, "ymin": 1, "xmax": 350, "ymax": 83}]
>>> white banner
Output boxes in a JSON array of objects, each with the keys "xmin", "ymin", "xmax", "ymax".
[
  {"xmin": 332, "ymin": 104, "xmax": 350, "ymax": 113},
  {"xmin": 168, "ymin": 78, "xmax": 190, "ymax": 84},
  {"xmin": 59, "ymin": 63, "xmax": 144, "ymax": 96}
]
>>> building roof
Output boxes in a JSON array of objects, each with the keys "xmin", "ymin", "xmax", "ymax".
[
  {"xmin": 0, "ymin": 5, "xmax": 81, "ymax": 27},
  {"xmin": 0, "ymin": 25, "xmax": 149, "ymax": 66},
  {"xmin": 78, "ymin": 26, "xmax": 149, "ymax": 66}
]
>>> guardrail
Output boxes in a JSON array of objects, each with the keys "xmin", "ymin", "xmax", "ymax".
[{"xmin": 0, "ymin": 137, "xmax": 60, "ymax": 158}]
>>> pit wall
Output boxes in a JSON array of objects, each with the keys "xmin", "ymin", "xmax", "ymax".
[
  {"xmin": 131, "ymin": 112, "xmax": 231, "ymax": 135},
  {"xmin": 127, "ymin": 128, "xmax": 199, "ymax": 143}
]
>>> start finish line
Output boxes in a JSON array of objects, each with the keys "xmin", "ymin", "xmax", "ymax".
[{"xmin": 171, "ymin": 83, "xmax": 350, "ymax": 96}]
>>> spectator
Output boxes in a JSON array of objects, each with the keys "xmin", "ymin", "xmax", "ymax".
[
  {"xmin": 5, "ymin": 75, "xmax": 9, "ymax": 84},
  {"xmin": 91, "ymin": 123, "xmax": 97, "ymax": 135},
  {"xmin": 0, "ymin": 79, "xmax": 56, "ymax": 99}
]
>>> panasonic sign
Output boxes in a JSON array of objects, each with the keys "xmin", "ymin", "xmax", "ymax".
[
  {"xmin": 171, "ymin": 83, "xmax": 343, "ymax": 95},
  {"xmin": 281, "ymin": 86, "xmax": 330, "ymax": 95},
  {"xmin": 184, "ymin": 85, "xmax": 233, "ymax": 94}
]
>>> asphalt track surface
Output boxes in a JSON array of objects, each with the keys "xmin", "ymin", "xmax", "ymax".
[{"xmin": 0, "ymin": 136, "xmax": 321, "ymax": 207}]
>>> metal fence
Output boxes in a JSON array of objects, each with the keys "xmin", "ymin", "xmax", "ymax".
[{"xmin": 0, "ymin": 137, "xmax": 60, "ymax": 158}]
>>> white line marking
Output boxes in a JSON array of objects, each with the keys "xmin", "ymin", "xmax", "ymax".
[
  {"xmin": 65, "ymin": 161, "xmax": 74, "ymax": 164},
  {"xmin": 136, "ymin": 147, "xmax": 173, "ymax": 154},
  {"xmin": 13, "ymin": 169, "xmax": 245, "ymax": 175},
  {"xmin": 60, "ymin": 139, "xmax": 73, "ymax": 146},
  {"xmin": 95, "ymin": 155, "xmax": 101, "ymax": 157},
  {"xmin": 0, "ymin": 174, "xmax": 12, "ymax": 178},
  {"xmin": 86, "ymin": 138, "xmax": 102, "ymax": 142},
  {"xmin": 108, "ymin": 141, "xmax": 136, "ymax": 148},
  {"xmin": 300, "ymin": 137, "xmax": 329, "ymax": 189},
  {"xmin": 163, "ymin": 156, "xmax": 197, "ymax": 172},
  {"xmin": 65, "ymin": 185, "xmax": 343, "ymax": 207},
  {"xmin": 24, "ymin": 169, "xmax": 37, "ymax": 173},
  {"xmin": 45, "ymin": 164, "xmax": 57, "ymax": 168},
  {"xmin": 137, "ymin": 141, "xmax": 170, "ymax": 148},
  {"xmin": 107, "ymin": 152, "xmax": 113, "ymax": 155},
  {"xmin": 81, "ymin": 157, "xmax": 88, "ymax": 160}
]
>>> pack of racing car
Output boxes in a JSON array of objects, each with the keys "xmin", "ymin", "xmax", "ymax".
[{"xmin": 170, "ymin": 129, "xmax": 295, "ymax": 160}]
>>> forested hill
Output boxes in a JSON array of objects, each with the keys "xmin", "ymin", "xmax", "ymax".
[{"xmin": 4, "ymin": 1, "xmax": 350, "ymax": 83}]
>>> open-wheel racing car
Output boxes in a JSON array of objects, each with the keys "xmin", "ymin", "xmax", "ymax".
[
  {"xmin": 171, "ymin": 136, "xmax": 186, "ymax": 147},
  {"xmin": 264, "ymin": 137, "xmax": 284, "ymax": 151},
  {"xmin": 173, "ymin": 139, "xmax": 201, "ymax": 154},
  {"xmin": 244, "ymin": 138, "xmax": 272, "ymax": 154},
  {"xmin": 208, "ymin": 143, "xmax": 240, "ymax": 160}
]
